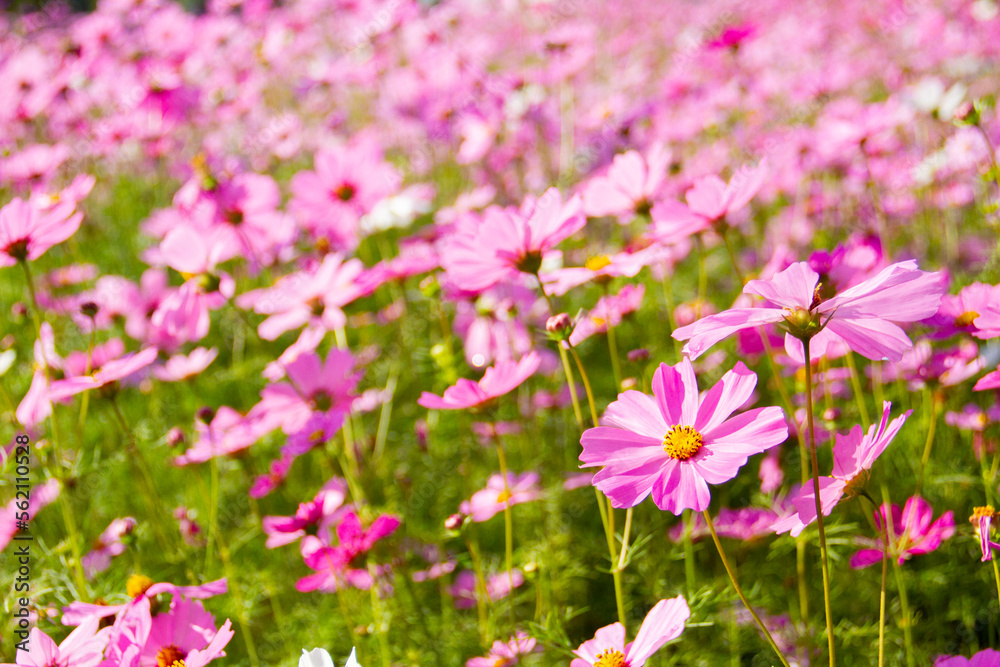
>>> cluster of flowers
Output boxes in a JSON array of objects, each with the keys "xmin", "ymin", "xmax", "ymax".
[{"xmin": 4, "ymin": 0, "xmax": 1000, "ymax": 663}]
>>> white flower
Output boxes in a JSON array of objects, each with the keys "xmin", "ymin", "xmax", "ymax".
[{"xmin": 299, "ymin": 648, "xmax": 361, "ymax": 667}]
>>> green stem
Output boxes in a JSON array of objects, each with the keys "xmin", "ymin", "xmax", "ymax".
[
  {"xmin": 915, "ymin": 389, "xmax": 939, "ymax": 494},
  {"xmin": 804, "ymin": 339, "xmax": 836, "ymax": 666},
  {"xmin": 892, "ymin": 560, "xmax": 915, "ymax": 667},
  {"xmin": 557, "ymin": 345, "xmax": 584, "ymax": 430},
  {"xmin": 844, "ymin": 352, "xmax": 871, "ymax": 429},
  {"xmin": 496, "ymin": 442, "xmax": 515, "ymax": 598},
  {"xmin": 703, "ymin": 510, "xmax": 792, "ymax": 667},
  {"xmin": 568, "ymin": 346, "xmax": 598, "ymax": 427},
  {"xmin": 992, "ymin": 558, "xmax": 1000, "ymax": 619},
  {"xmin": 614, "ymin": 507, "xmax": 633, "ymax": 572},
  {"xmin": 683, "ymin": 510, "xmax": 697, "ymax": 598}
]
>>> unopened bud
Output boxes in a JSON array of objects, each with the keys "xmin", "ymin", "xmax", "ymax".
[
  {"xmin": 80, "ymin": 301, "xmax": 99, "ymax": 318},
  {"xmin": 166, "ymin": 427, "xmax": 185, "ymax": 447},
  {"xmin": 627, "ymin": 348, "xmax": 650, "ymax": 363},
  {"xmin": 444, "ymin": 513, "xmax": 465, "ymax": 531},
  {"xmin": 546, "ymin": 313, "xmax": 573, "ymax": 340},
  {"xmin": 195, "ymin": 407, "xmax": 215, "ymax": 424}
]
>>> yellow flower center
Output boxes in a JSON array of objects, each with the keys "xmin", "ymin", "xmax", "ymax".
[
  {"xmin": 156, "ymin": 645, "xmax": 185, "ymax": 667},
  {"xmin": 594, "ymin": 648, "xmax": 627, "ymax": 667},
  {"xmin": 663, "ymin": 425, "xmax": 704, "ymax": 460},
  {"xmin": 496, "ymin": 490, "xmax": 512, "ymax": 504},
  {"xmin": 585, "ymin": 255, "xmax": 612, "ymax": 272},
  {"xmin": 971, "ymin": 505, "xmax": 996, "ymax": 524},
  {"xmin": 126, "ymin": 574, "xmax": 155, "ymax": 598},
  {"xmin": 956, "ymin": 311, "xmax": 980, "ymax": 327}
]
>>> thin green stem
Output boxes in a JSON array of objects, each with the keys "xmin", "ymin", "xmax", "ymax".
[
  {"xmin": 557, "ymin": 345, "xmax": 584, "ymax": 429},
  {"xmin": 844, "ymin": 352, "xmax": 871, "ymax": 429},
  {"xmin": 683, "ymin": 510, "xmax": 697, "ymax": 598},
  {"xmin": 703, "ymin": 510, "xmax": 792, "ymax": 667},
  {"xmin": 606, "ymin": 501, "xmax": 627, "ymax": 629},
  {"xmin": 568, "ymin": 346, "xmax": 598, "ymax": 427},
  {"xmin": 606, "ymin": 319, "xmax": 623, "ymax": 392},
  {"xmin": 992, "ymin": 558, "xmax": 1000, "ymax": 619},
  {"xmin": 804, "ymin": 339, "xmax": 836, "ymax": 666},
  {"xmin": 496, "ymin": 442, "xmax": 515, "ymax": 598},
  {"xmin": 915, "ymin": 389, "xmax": 939, "ymax": 495},
  {"xmin": 614, "ymin": 507, "xmax": 633, "ymax": 572},
  {"xmin": 892, "ymin": 560, "xmax": 915, "ymax": 667}
]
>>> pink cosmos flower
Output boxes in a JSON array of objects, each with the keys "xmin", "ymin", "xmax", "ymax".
[
  {"xmin": 137, "ymin": 598, "xmax": 233, "ymax": 667},
  {"xmin": 0, "ymin": 479, "xmax": 60, "ymax": 551},
  {"xmin": 418, "ymin": 351, "xmax": 540, "ymax": 410},
  {"xmin": 667, "ymin": 507, "xmax": 778, "ymax": 542},
  {"xmin": 935, "ymin": 649, "xmax": 1000, "ymax": 666},
  {"xmin": 297, "ymin": 511, "xmax": 400, "ymax": 592},
  {"xmin": 569, "ymin": 284, "xmax": 645, "ymax": 347},
  {"xmin": 971, "ymin": 507, "xmax": 1000, "ymax": 562},
  {"xmin": 651, "ymin": 160, "xmax": 767, "ymax": 240},
  {"xmin": 262, "ymin": 477, "xmax": 349, "ymax": 548},
  {"xmin": 61, "ymin": 578, "xmax": 228, "ymax": 627},
  {"xmin": 459, "ymin": 472, "xmax": 542, "ymax": 522},
  {"xmin": 449, "ymin": 569, "xmax": 525, "ymax": 610},
  {"xmin": 571, "ymin": 595, "xmax": 690, "ymax": 667},
  {"xmin": 773, "ymin": 402, "xmax": 910, "ymax": 536},
  {"xmin": 13, "ymin": 617, "xmax": 109, "ymax": 667},
  {"xmin": 850, "ymin": 496, "xmax": 955, "ymax": 568},
  {"xmin": 47, "ymin": 347, "xmax": 158, "ymax": 401},
  {"xmin": 0, "ymin": 196, "xmax": 83, "ymax": 267},
  {"xmin": 540, "ymin": 247, "xmax": 661, "ymax": 297},
  {"xmin": 581, "ymin": 143, "xmax": 671, "ymax": 220},
  {"xmin": 236, "ymin": 254, "xmax": 367, "ymax": 341},
  {"xmin": 581, "ymin": 359, "xmax": 787, "ymax": 514},
  {"xmin": 925, "ymin": 281, "xmax": 1000, "ymax": 339},
  {"xmin": 673, "ymin": 260, "xmax": 945, "ymax": 362},
  {"xmin": 82, "ymin": 517, "xmax": 137, "ymax": 579},
  {"xmin": 440, "ymin": 189, "xmax": 584, "ymax": 292},
  {"xmin": 254, "ymin": 349, "xmax": 359, "ymax": 436},
  {"xmin": 153, "ymin": 348, "xmax": 218, "ymax": 382},
  {"xmin": 466, "ymin": 633, "xmax": 537, "ymax": 667}
]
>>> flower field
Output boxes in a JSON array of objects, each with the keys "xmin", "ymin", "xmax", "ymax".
[{"xmin": 3, "ymin": 0, "xmax": 1000, "ymax": 665}]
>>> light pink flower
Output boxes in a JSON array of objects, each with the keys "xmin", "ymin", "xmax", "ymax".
[
  {"xmin": 418, "ymin": 352, "xmax": 540, "ymax": 410},
  {"xmin": 441, "ymin": 189, "xmax": 584, "ymax": 292},
  {"xmin": 466, "ymin": 633, "xmax": 537, "ymax": 667},
  {"xmin": 137, "ymin": 598, "xmax": 233, "ymax": 667},
  {"xmin": 571, "ymin": 595, "xmax": 690, "ymax": 667},
  {"xmin": 0, "ymin": 197, "xmax": 83, "ymax": 267},
  {"xmin": 449, "ymin": 569, "xmax": 525, "ymax": 610},
  {"xmin": 82, "ymin": 517, "xmax": 137, "ymax": 579},
  {"xmin": 47, "ymin": 348, "xmax": 158, "ymax": 401},
  {"xmin": 0, "ymin": 479, "xmax": 60, "ymax": 552},
  {"xmin": 568, "ymin": 284, "xmax": 645, "ymax": 347},
  {"xmin": 459, "ymin": 472, "xmax": 542, "ymax": 522},
  {"xmin": 581, "ymin": 144, "xmax": 671, "ymax": 219},
  {"xmin": 153, "ymin": 348, "xmax": 218, "ymax": 382},
  {"xmin": 581, "ymin": 359, "xmax": 787, "ymax": 514},
  {"xmin": 14, "ymin": 617, "xmax": 109, "ymax": 667},
  {"xmin": 674, "ymin": 260, "xmax": 945, "ymax": 362}
]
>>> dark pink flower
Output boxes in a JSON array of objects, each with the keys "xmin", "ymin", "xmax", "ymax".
[
  {"xmin": 571, "ymin": 596, "xmax": 689, "ymax": 667},
  {"xmin": 850, "ymin": 496, "xmax": 955, "ymax": 568}
]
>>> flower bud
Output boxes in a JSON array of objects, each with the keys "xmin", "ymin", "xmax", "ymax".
[
  {"xmin": 545, "ymin": 313, "xmax": 573, "ymax": 340},
  {"xmin": 444, "ymin": 513, "xmax": 465, "ymax": 531}
]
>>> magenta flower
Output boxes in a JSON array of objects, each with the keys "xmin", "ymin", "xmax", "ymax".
[
  {"xmin": 262, "ymin": 477, "xmax": 349, "ymax": 549},
  {"xmin": 459, "ymin": 472, "xmax": 542, "ymax": 522},
  {"xmin": 82, "ymin": 517, "xmax": 137, "ymax": 579},
  {"xmin": 571, "ymin": 595, "xmax": 690, "ymax": 667},
  {"xmin": 137, "ymin": 598, "xmax": 233, "ymax": 667},
  {"xmin": 673, "ymin": 260, "xmax": 945, "ymax": 362},
  {"xmin": 971, "ymin": 507, "xmax": 1000, "ymax": 562},
  {"xmin": 935, "ymin": 649, "xmax": 1000, "ymax": 666},
  {"xmin": 0, "ymin": 196, "xmax": 83, "ymax": 266},
  {"xmin": 773, "ymin": 402, "xmax": 910, "ymax": 536},
  {"xmin": 418, "ymin": 351, "xmax": 540, "ymax": 410},
  {"xmin": 466, "ymin": 633, "xmax": 537, "ymax": 667},
  {"xmin": 581, "ymin": 359, "xmax": 787, "ymax": 514},
  {"xmin": 441, "ymin": 188, "xmax": 584, "ymax": 292},
  {"xmin": 297, "ymin": 511, "xmax": 400, "ymax": 592},
  {"xmin": 850, "ymin": 496, "xmax": 955, "ymax": 568},
  {"xmin": 13, "ymin": 617, "xmax": 109, "ymax": 667}
]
